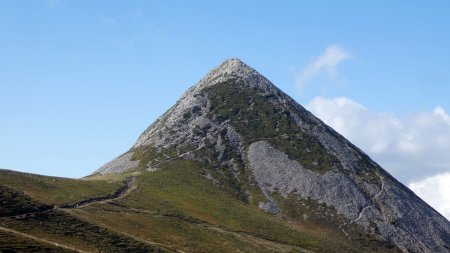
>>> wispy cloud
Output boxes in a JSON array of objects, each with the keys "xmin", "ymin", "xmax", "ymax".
[
  {"xmin": 296, "ymin": 45, "xmax": 351, "ymax": 91},
  {"xmin": 103, "ymin": 17, "xmax": 118, "ymax": 28}
]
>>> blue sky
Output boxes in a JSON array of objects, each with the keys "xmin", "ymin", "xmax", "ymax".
[{"xmin": 1, "ymin": 2, "xmax": 450, "ymax": 216}]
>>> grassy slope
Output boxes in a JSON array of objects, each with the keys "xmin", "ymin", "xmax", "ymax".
[
  {"xmin": 0, "ymin": 230, "xmax": 76, "ymax": 253},
  {"xmin": 0, "ymin": 209, "xmax": 170, "ymax": 252},
  {"xmin": 70, "ymin": 158, "xmax": 401, "ymax": 253},
  {"xmin": 0, "ymin": 171, "xmax": 172, "ymax": 252},
  {"xmin": 0, "ymin": 184, "xmax": 52, "ymax": 217},
  {"xmin": 0, "ymin": 163, "xmax": 400, "ymax": 253},
  {"xmin": 0, "ymin": 169, "xmax": 123, "ymax": 206}
]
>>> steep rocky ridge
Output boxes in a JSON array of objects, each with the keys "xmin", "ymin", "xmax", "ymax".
[{"xmin": 95, "ymin": 58, "xmax": 450, "ymax": 252}]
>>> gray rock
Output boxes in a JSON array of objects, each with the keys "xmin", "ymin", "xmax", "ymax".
[
  {"xmin": 94, "ymin": 152, "xmax": 138, "ymax": 175},
  {"xmin": 258, "ymin": 201, "xmax": 280, "ymax": 214},
  {"xmin": 247, "ymin": 140, "xmax": 450, "ymax": 253},
  {"xmin": 247, "ymin": 141, "xmax": 370, "ymax": 220},
  {"xmin": 133, "ymin": 58, "xmax": 275, "ymax": 149}
]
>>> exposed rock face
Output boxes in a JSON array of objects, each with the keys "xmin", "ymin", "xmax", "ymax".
[
  {"xmin": 247, "ymin": 140, "xmax": 449, "ymax": 252},
  {"xmin": 95, "ymin": 58, "xmax": 450, "ymax": 252},
  {"xmin": 248, "ymin": 141, "xmax": 370, "ymax": 220},
  {"xmin": 95, "ymin": 152, "xmax": 138, "ymax": 175},
  {"xmin": 133, "ymin": 58, "xmax": 271, "ymax": 149}
]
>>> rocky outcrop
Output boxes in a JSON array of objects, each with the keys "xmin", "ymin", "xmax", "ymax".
[
  {"xmin": 95, "ymin": 152, "xmax": 138, "ymax": 175},
  {"xmin": 133, "ymin": 58, "xmax": 277, "ymax": 149},
  {"xmin": 247, "ymin": 140, "xmax": 450, "ymax": 253},
  {"xmin": 248, "ymin": 141, "xmax": 370, "ymax": 220}
]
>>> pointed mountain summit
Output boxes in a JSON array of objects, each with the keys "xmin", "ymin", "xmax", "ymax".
[
  {"xmin": 96, "ymin": 58, "xmax": 280, "ymax": 174},
  {"xmin": 95, "ymin": 59, "xmax": 450, "ymax": 252}
]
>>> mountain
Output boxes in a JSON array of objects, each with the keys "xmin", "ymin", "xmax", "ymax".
[{"xmin": 1, "ymin": 58, "xmax": 449, "ymax": 252}]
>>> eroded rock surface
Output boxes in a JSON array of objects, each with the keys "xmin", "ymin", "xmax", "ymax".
[
  {"xmin": 248, "ymin": 141, "xmax": 369, "ymax": 219},
  {"xmin": 247, "ymin": 140, "xmax": 450, "ymax": 253}
]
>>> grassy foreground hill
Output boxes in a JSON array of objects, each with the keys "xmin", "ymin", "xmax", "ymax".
[{"xmin": 0, "ymin": 169, "xmax": 173, "ymax": 252}]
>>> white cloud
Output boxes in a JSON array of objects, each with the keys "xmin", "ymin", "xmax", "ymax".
[
  {"xmin": 307, "ymin": 97, "xmax": 450, "ymax": 182},
  {"xmin": 409, "ymin": 173, "xmax": 450, "ymax": 220},
  {"xmin": 434, "ymin": 106, "xmax": 450, "ymax": 125},
  {"xmin": 296, "ymin": 45, "xmax": 351, "ymax": 90},
  {"xmin": 306, "ymin": 97, "xmax": 450, "ymax": 220},
  {"xmin": 307, "ymin": 97, "xmax": 402, "ymax": 155}
]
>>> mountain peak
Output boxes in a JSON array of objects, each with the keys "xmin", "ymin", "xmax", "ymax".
[
  {"xmin": 95, "ymin": 59, "xmax": 450, "ymax": 252},
  {"xmin": 194, "ymin": 58, "xmax": 271, "ymax": 92},
  {"xmin": 215, "ymin": 58, "xmax": 249, "ymax": 73},
  {"xmin": 127, "ymin": 58, "xmax": 280, "ymax": 149}
]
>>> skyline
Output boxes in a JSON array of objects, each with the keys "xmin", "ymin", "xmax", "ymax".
[{"xmin": 1, "ymin": 1, "xmax": 449, "ymax": 219}]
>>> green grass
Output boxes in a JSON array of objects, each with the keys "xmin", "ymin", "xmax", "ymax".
[
  {"xmin": 0, "ymin": 169, "xmax": 123, "ymax": 206},
  {"xmin": 0, "ymin": 210, "xmax": 170, "ymax": 253},
  {"xmin": 0, "ymin": 159, "xmax": 401, "ymax": 253},
  {"xmin": 77, "ymin": 157, "xmax": 400, "ymax": 253},
  {"xmin": 71, "ymin": 159, "xmax": 323, "ymax": 252},
  {"xmin": 0, "ymin": 230, "xmax": 76, "ymax": 253},
  {"xmin": 70, "ymin": 205, "xmax": 296, "ymax": 253},
  {"xmin": 0, "ymin": 185, "xmax": 52, "ymax": 217},
  {"xmin": 0, "ymin": 183, "xmax": 172, "ymax": 253}
]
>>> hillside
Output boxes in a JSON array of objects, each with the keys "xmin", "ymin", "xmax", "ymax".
[{"xmin": 1, "ymin": 59, "xmax": 449, "ymax": 252}]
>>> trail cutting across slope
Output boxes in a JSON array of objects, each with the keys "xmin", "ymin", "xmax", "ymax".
[
  {"xmin": 99, "ymin": 205, "xmax": 312, "ymax": 253},
  {"xmin": 60, "ymin": 177, "xmax": 137, "ymax": 209},
  {"xmin": 2, "ymin": 177, "xmax": 136, "ymax": 219},
  {"xmin": 0, "ymin": 225, "xmax": 87, "ymax": 253}
]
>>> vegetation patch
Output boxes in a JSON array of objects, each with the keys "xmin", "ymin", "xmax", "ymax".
[
  {"xmin": 205, "ymin": 81, "xmax": 339, "ymax": 174},
  {"xmin": 0, "ymin": 181, "xmax": 171, "ymax": 252},
  {"xmin": 0, "ymin": 209, "xmax": 171, "ymax": 252},
  {"xmin": 0, "ymin": 185, "xmax": 52, "ymax": 217},
  {"xmin": 0, "ymin": 230, "xmax": 76, "ymax": 253}
]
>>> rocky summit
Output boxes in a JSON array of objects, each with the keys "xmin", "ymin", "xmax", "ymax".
[{"xmin": 1, "ymin": 59, "xmax": 449, "ymax": 253}]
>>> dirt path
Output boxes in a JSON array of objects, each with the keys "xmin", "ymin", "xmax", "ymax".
[
  {"xmin": 204, "ymin": 225, "xmax": 311, "ymax": 252},
  {"xmin": 106, "ymin": 206, "xmax": 310, "ymax": 253},
  {"xmin": 58, "ymin": 177, "xmax": 187, "ymax": 252},
  {"xmin": 2, "ymin": 177, "xmax": 137, "ymax": 220},
  {"xmin": 60, "ymin": 177, "xmax": 137, "ymax": 209},
  {"xmin": 0, "ymin": 225, "xmax": 88, "ymax": 253},
  {"xmin": 96, "ymin": 223, "xmax": 187, "ymax": 253},
  {"xmin": 4, "ymin": 177, "xmax": 308, "ymax": 252},
  {"xmin": 1, "ymin": 178, "xmax": 182, "ymax": 252}
]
